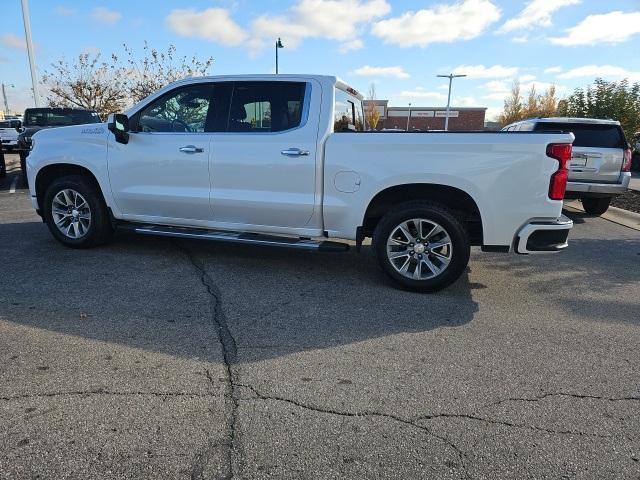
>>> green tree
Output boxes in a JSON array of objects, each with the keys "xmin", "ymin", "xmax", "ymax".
[
  {"xmin": 560, "ymin": 79, "xmax": 640, "ymax": 140},
  {"xmin": 498, "ymin": 80, "xmax": 523, "ymax": 125}
]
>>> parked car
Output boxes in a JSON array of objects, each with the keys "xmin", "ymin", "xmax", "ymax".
[
  {"xmin": 0, "ymin": 142, "xmax": 5, "ymax": 178},
  {"xmin": 632, "ymin": 132, "xmax": 640, "ymax": 172},
  {"xmin": 25, "ymin": 75, "xmax": 574, "ymax": 292},
  {"xmin": 17, "ymin": 107, "xmax": 101, "ymax": 179},
  {"xmin": 502, "ymin": 118, "xmax": 632, "ymax": 215},
  {"xmin": 0, "ymin": 119, "xmax": 21, "ymax": 151}
]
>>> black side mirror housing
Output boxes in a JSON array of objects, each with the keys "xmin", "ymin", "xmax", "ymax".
[{"xmin": 108, "ymin": 113, "xmax": 130, "ymax": 144}]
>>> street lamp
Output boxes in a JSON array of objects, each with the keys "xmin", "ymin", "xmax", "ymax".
[
  {"xmin": 275, "ymin": 38, "xmax": 284, "ymax": 74},
  {"xmin": 437, "ymin": 74, "xmax": 466, "ymax": 131},
  {"xmin": 406, "ymin": 103, "xmax": 412, "ymax": 131},
  {"xmin": 20, "ymin": 0, "xmax": 40, "ymax": 106},
  {"xmin": 2, "ymin": 84, "xmax": 15, "ymax": 115}
]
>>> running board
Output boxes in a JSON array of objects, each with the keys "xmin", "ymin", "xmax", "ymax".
[{"xmin": 134, "ymin": 225, "xmax": 350, "ymax": 252}]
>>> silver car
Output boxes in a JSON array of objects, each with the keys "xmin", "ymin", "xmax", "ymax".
[{"xmin": 503, "ymin": 117, "xmax": 632, "ymax": 215}]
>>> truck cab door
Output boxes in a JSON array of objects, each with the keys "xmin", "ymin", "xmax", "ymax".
[
  {"xmin": 209, "ymin": 80, "xmax": 320, "ymax": 230},
  {"xmin": 107, "ymin": 83, "xmax": 225, "ymax": 223}
]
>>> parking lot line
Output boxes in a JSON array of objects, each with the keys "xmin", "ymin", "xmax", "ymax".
[{"xmin": 9, "ymin": 176, "xmax": 18, "ymax": 193}]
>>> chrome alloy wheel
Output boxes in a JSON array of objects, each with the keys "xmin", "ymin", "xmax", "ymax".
[
  {"xmin": 386, "ymin": 218, "xmax": 453, "ymax": 280},
  {"xmin": 51, "ymin": 189, "xmax": 92, "ymax": 239}
]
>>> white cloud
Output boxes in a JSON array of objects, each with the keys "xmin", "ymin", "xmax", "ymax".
[
  {"xmin": 354, "ymin": 65, "xmax": 410, "ymax": 79},
  {"xmin": 499, "ymin": 0, "xmax": 580, "ymax": 33},
  {"xmin": 557, "ymin": 65, "xmax": 640, "ymax": 82},
  {"xmin": 253, "ymin": 0, "xmax": 390, "ymax": 48},
  {"xmin": 166, "ymin": 8, "xmax": 249, "ymax": 47},
  {"xmin": 53, "ymin": 6, "xmax": 77, "ymax": 17},
  {"xmin": 519, "ymin": 74, "xmax": 536, "ymax": 83},
  {"xmin": 452, "ymin": 64, "xmax": 519, "ymax": 78},
  {"xmin": 372, "ymin": 0, "xmax": 501, "ymax": 48},
  {"xmin": 512, "ymin": 35, "xmax": 529, "ymax": 43},
  {"xmin": 91, "ymin": 7, "xmax": 122, "ymax": 26},
  {"xmin": 339, "ymin": 39, "xmax": 364, "ymax": 53},
  {"xmin": 544, "ymin": 66, "xmax": 563, "ymax": 74},
  {"xmin": 1, "ymin": 33, "xmax": 26, "ymax": 50},
  {"xmin": 453, "ymin": 96, "xmax": 482, "ymax": 107},
  {"xmin": 549, "ymin": 11, "xmax": 640, "ymax": 46}
]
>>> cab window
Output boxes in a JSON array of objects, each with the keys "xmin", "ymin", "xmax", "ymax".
[
  {"xmin": 227, "ymin": 81, "xmax": 307, "ymax": 133},
  {"xmin": 333, "ymin": 89, "xmax": 364, "ymax": 132},
  {"xmin": 138, "ymin": 84, "xmax": 214, "ymax": 133}
]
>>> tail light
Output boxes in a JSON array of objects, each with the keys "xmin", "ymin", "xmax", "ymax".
[
  {"xmin": 622, "ymin": 148, "xmax": 632, "ymax": 172},
  {"xmin": 547, "ymin": 143, "xmax": 572, "ymax": 200}
]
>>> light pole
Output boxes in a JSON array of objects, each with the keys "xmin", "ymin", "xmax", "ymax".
[
  {"xmin": 275, "ymin": 38, "xmax": 284, "ymax": 74},
  {"xmin": 21, "ymin": 0, "xmax": 40, "ymax": 106},
  {"xmin": 437, "ymin": 74, "xmax": 466, "ymax": 131},
  {"xmin": 2, "ymin": 83, "xmax": 14, "ymax": 114},
  {"xmin": 406, "ymin": 103, "xmax": 411, "ymax": 131}
]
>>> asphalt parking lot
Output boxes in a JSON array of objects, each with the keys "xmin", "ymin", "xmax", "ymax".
[{"xmin": 1, "ymin": 152, "xmax": 639, "ymax": 479}]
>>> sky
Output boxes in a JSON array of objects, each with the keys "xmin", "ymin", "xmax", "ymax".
[{"xmin": 1, "ymin": 0, "xmax": 639, "ymax": 120}]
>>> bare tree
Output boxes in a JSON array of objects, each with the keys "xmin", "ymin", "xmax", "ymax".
[
  {"xmin": 364, "ymin": 83, "xmax": 381, "ymax": 130},
  {"xmin": 42, "ymin": 53, "xmax": 128, "ymax": 118},
  {"xmin": 498, "ymin": 80, "xmax": 523, "ymax": 126},
  {"xmin": 122, "ymin": 42, "xmax": 214, "ymax": 104}
]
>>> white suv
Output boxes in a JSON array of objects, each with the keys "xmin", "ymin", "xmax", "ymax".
[{"xmin": 503, "ymin": 118, "xmax": 632, "ymax": 215}]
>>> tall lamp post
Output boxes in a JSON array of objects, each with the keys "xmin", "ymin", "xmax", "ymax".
[
  {"xmin": 406, "ymin": 103, "xmax": 412, "ymax": 131},
  {"xmin": 2, "ymin": 84, "xmax": 15, "ymax": 115},
  {"xmin": 275, "ymin": 38, "xmax": 284, "ymax": 74},
  {"xmin": 21, "ymin": 0, "xmax": 40, "ymax": 107},
  {"xmin": 437, "ymin": 74, "xmax": 466, "ymax": 131}
]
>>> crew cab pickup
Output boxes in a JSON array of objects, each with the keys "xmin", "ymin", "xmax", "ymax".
[{"xmin": 26, "ymin": 75, "xmax": 574, "ymax": 292}]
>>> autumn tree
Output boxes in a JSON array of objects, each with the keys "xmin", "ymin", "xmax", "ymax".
[
  {"xmin": 497, "ymin": 80, "xmax": 523, "ymax": 125},
  {"xmin": 364, "ymin": 83, "xmax": 381, "ymax": 130},
  {"xmin": 498, "ymin": 81, "xmax": 559, "ymax": 126},
  {"xmin": 42, "ymin": 52, "xmax": 129, "ymax": 118}
]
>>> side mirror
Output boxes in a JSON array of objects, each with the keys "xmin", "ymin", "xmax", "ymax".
[
  {"xmin": 11, "ymin": 120, "xmax": 21, "ymax": 131},
  {"xmin": 107, "ymin": 113, "xmax": 130, "ymax": 144}
]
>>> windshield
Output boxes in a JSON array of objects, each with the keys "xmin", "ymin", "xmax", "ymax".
[
  {"xmin": 534, "ymin": 122, "xmax": 626, "ymax": 148},
  {"xmin": 23, "ymin": 109, "xmax": 101, "ymax": 127},
  {"xmin": 0, "ymin": 121, "xmax": 12, "ymax": 128}
]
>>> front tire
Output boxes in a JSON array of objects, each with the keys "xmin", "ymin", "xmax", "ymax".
[
  {"xmin": 373, "ymin": 202, "xmax": 471, "ymax": 293},
  {"xmin": 582, "ymin": 197, "xmax": 612, "ymax": 216},
  {"xmin": 43, "ymin": 175, "xmax": 113, "ymax": 248}
]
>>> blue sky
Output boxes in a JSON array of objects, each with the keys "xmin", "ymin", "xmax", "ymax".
[{"xmin": 1, "ymin": 0, "xmax": 639, "ymax": 120}]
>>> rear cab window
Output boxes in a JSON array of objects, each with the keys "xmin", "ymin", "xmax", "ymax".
[
  {"xmin": 333, "ymin": 86, "xmax": 364, "ymax": 132},
  {"xmin": 534, "ymin": 122, "xmax": 626, "ymax": 148}
]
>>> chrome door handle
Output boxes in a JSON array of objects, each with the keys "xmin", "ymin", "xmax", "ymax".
[
  {"xmin": 179, "ymin": 145, "xmax": 204, "ymax": 154},
  {"xmin": 281, "ymin": 148, "xmax": 310, "ymax": 157}
]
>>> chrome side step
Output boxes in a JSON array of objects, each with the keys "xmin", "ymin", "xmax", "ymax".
[{"xmin": 134, "ymin": 225, "xmax": 350, "ymax": 252}]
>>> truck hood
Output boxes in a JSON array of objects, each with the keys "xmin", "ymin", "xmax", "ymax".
[{"xmin": 32, "ymin": 123, "xmax": 108, "ymax": 141}]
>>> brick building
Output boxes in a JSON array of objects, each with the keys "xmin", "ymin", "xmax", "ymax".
[{"xmin": 364, "ymin": 100, "xmax": 487, "ymax": 131}]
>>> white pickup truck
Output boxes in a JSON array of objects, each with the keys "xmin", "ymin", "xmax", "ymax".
[{"xmin": 26, "ymin": 75, "xmax": 574, "ymax": 292}]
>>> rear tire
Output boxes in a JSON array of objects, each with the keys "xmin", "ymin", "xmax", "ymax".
[
  {"xmin": 582, "ymin": 197, "xmax": 612, "ymax": 216},
  {"xmin": 43, "ymin": 175, "xmax": 113, "ymax": 248},
  {"xmin": 372, "ymin": 201, "xmax": 471, "ymax": 293}
]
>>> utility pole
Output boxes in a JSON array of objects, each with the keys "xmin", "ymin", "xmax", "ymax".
[
  {"xmin": 1, "ymin": 84, "xmax": 10, "ymax": 114},
  {"xmin": 275, "ymin": 38, "xmax": 284, "ymax": 74},
  {"xmin": 437, "ymin": 74, "xmax": 466, "ymax": 131},
  {"xmin": 21, "ymin": 0, "xmax": 40, "ymax": 106},
  {"xmin": 406, "ymin": 103, "xmax": 412, "ymax": 131}
]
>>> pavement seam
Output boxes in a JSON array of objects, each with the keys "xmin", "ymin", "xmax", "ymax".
[
  {"xmin": 0, "ymin": 390, "xmax": 220, "ymax": 401},
  {"xmin": 176, "ymin": 242, "xmax": 242, "ymax": 480},
  {"xmin": 484, "ymin": 392, "xmax": 640, "ymax": 408},
  {"xmin": 236, "ymin": 383, "xmax": 472, "ymax": 479}
]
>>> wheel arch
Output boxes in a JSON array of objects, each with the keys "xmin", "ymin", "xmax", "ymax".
[
  {"xmin": 35, "ymin": 163, "xmax": 108, "ymax": 213},
  {"xmin": 362, "ymin": 183, "xmax": 484, "ymax": 246}
]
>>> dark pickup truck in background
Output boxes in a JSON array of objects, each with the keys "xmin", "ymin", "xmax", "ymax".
[{"xmin": 17, "ymin": 107, "xmax": 101, "ymax": 180}]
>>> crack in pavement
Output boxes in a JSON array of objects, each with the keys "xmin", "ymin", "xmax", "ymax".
[
  {"xmin": 176, "ymin": 242, "xmax": 242, "ymax": 480},
  {"xmin": 236, "ymin": 383, "xmax": 472, "ymax": 479},
  {"xmin": 0, "ymin": 389, "xmax": 219, "ymax": 401},
  {"xmin": 483, "ymin": 392, "xmax": 640, "ymax": 408}
]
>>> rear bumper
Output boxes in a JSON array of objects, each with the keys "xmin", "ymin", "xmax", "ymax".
[
  {"xmin": 515, "ymin": 215, "xmax": 573, "ymax": 254},
  {"xmin": 566, "ymin": 172, "xmax": 630, "ymax": 196}
]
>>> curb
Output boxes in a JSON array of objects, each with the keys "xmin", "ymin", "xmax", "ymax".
[{"xmin": 564, "ymin": 200, "xmax": 640, "ymax": 232}]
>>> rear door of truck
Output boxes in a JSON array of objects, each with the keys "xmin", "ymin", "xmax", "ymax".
[{"xmin": 534, "ymin": 121, "xmax": 625, "ymax": 183}]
